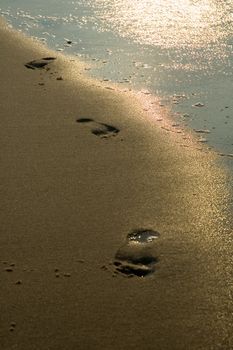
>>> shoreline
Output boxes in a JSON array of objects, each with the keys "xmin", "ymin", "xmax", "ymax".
[
  {"xmin": 1, "ymin": 6, "xmax": 233, "ymax": 162},
  {"xmin": 2, "ymin": 14, "xmax": 233, "ymax": 160},
  {"xmin": 0, "ymin": 17, "xmax": 232, "ymax": 349}
]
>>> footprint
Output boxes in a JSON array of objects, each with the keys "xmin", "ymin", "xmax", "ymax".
[
  {"xmin": 127, "ymin": 229, "xmax": 160, "ymax": 243},
  {"xmin": 25, "ymin": 57, "xmax": 56, "ymax": 70},
  {"xmin": 76, "ymin": 118, "xmax": 120, "ymax": 138},
  {"xmin": 113, "ymin": 229, "xmax": 160, "ymax": 278}
]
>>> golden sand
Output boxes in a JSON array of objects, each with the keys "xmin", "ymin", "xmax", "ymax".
[{"xmin": 0, "ymin": 17, "xmax": 232, "ymax": 349}]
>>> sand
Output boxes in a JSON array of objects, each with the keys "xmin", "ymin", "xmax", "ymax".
[{"xmin": 0, "ymin": 17, "xmax": 233, "ymax": 349}]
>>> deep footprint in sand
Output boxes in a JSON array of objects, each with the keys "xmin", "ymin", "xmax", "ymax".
[
  {"xmin": 25, "ymin": 57, "xmax": 56, "ymax": 70},
  {"xmin": 113, "ymin": 229, "xmax": 160, "ymax": 277},
  {"xmin": 76, "ymin": 118, "xmax": 120, "ymax": 138}
]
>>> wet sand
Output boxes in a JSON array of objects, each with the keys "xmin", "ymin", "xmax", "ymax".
[{"xmin": 0, "ymin": 18, "xmax": 233, "ymax": 349}]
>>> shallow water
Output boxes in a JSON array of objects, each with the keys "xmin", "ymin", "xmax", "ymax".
[{"xmin": 1, "ymin": 0, "xmax": 233, "ymax": 160}]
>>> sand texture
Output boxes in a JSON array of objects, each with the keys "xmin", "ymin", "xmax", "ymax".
[{"xmin": 0, "ymin": 18, "xmax": 233, "ymax": 349}]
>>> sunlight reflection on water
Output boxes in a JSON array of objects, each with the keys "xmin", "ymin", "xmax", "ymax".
[{"xmin": 92, "ymin": 0, "xmax": 232, "ymax": 49}]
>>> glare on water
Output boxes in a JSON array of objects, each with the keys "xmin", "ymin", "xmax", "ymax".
[{"xmin": 93, "ymin": 0, "xmax": 232, "ymax": 49}]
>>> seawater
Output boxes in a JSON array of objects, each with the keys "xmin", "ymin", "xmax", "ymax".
[{"xmin": 1, "ymin": 0, "xmax": 233, "ymax": 162}]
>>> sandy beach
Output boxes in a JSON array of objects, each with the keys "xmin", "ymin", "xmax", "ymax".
[{"xmin": 0, "ymin": 18, "xmax": 233, "ymax": 349}]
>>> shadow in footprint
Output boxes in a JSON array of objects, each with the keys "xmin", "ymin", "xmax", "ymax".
[
  {"xmin": 76, "ymin": 118, "xmax": 93, "ymax": 123},
  {"xmin": 113, "ymin": 229, "xmax": 160, "ymax": 278},
  {"xmin": 25, "ymin": 57, "xmax": 56, "ymax": 70},
  {"xmin": 76, "ymin": 118, "xmax": 120, "ymax": 138}
]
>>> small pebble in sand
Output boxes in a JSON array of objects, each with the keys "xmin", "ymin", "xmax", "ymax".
[
  {"xmin": 63, "ymin": 273, "xmax": 71, "ymax": 277},
  {"xmin": 55, "ymin": 273, "xmax": 60, "ymax": 278},
  {"xmin": 198, "ymin": 137, "xmax": 207, "ymax": 143},
  {"xmin": 219, "ymin": 153, "xmax": 233, "ymax": 158},
  {"xmin": 9, "ymin": 323, "xmax": 16, "ymax": 332},
  {"xmin": 5, "ymin": 268, "xmax": 13, "ymax": 272},
  {"xmin": 195, "ymin": 129, "xmax": 210, "ymax": 134},
  {"xmin": 15, "ymin": 280, "xmax": 22, "ymax": 285},
  {"xmin": 54, "ymin": 268, "xmax": 59, "ymax": 272},
  {"xmin": 193, "ymin": 102, "xmax": 205, "ymax": 107},
  {"xmin": 161, "ymin": 126, "xmax": 170, "ymax": 132},
  {"xmin": 173, "ymin": 94, "xmax": 186, "ymax": 99},
  {"xmin": 141, "ymin": 89, "xmax": 151, "ymax": 95},
  {"xmin": 56, "ymin": 76, "xmax": 63, "ymax": 80}
]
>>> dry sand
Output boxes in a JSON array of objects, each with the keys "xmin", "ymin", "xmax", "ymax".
[{"xmin": 0, "ymin": 18, "xmax": 233, "ymax": 349}]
